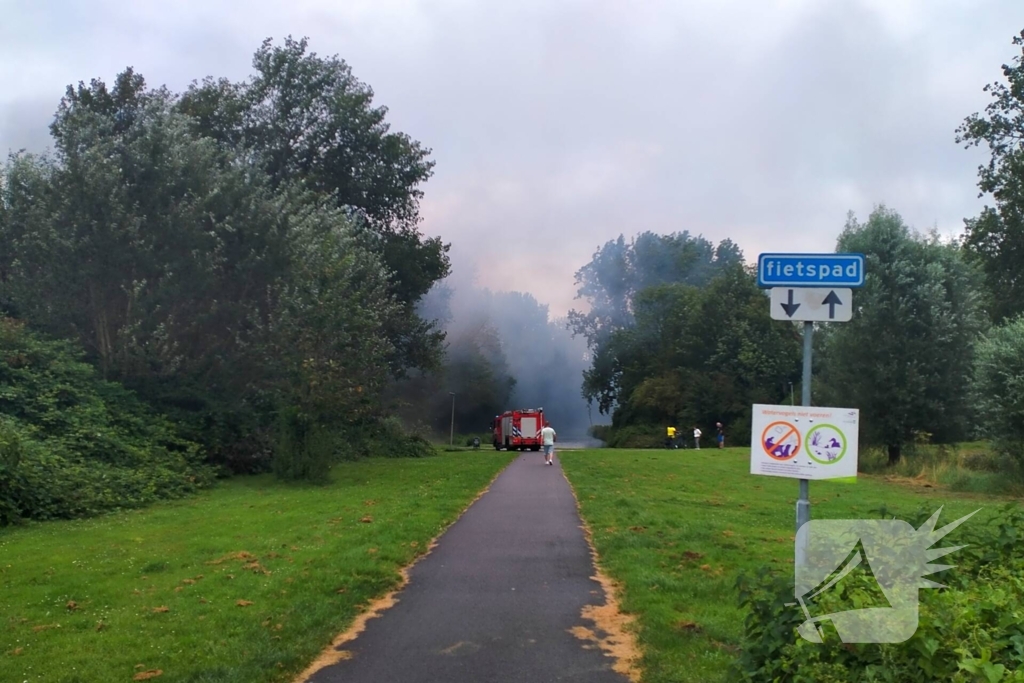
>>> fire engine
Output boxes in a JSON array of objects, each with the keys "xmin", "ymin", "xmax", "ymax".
[{"xmin": 491, "ymin": 408, "xmax": 544, "ymax": 451}]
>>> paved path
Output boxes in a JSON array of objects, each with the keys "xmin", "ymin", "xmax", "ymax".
[{"xmin": 305, "ymin": 452, "xmax": 631, "ymax": 683}]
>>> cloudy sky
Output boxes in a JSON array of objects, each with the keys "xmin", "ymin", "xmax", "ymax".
[{"xmin": 1, "ymin": 0, "xmax": 1019, "ymax": 316}]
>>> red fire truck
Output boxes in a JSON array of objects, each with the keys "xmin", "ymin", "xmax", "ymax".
[{"xmin": 491, "ymin": 408, "xmax": 545, "ymax": 451}]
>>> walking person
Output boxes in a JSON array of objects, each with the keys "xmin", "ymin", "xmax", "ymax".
[
  {"xmin": 541, "ymin": 421, "xmax": 557, "ymax": 465},
  {"xmin": 716, "ymin": 422, "xmax": 725, "ymax": 449},
  {"xmin": 693, "ymin": 425, "xmax": 702, "ymax": 450},
  {"xmin": 666, "ymin": 425, "xmax": 677, "ymax": 449}
]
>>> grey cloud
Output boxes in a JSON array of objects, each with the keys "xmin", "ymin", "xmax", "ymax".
[
  {"xmin": 0, "ymin": 0, "xmax": 1019, "ymax": 316},
  {"xmin": 0, "ymin": 98, "xmax": 55, "ymax": 156}
]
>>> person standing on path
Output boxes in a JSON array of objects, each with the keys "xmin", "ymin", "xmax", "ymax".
[
  {"xmin": 541, "ymin": 421, "xmax": 557, "ymax": 465},
  {"xmin": 693, "ymin": 425, "xmax": 702, "ymax": 450},
  {"xmin": 716, "ymin": 422, "xmax": 725, "ymax": 449}
]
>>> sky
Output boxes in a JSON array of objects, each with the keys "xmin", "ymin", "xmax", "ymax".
[{"xmin": 1, "ymin": 0, "xmax": 1020, "ymax": 317}]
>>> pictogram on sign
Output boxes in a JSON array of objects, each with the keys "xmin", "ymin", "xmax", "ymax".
[{"xmin": 762, "ymin": 421, "xmax": 801, "ymax": 461}]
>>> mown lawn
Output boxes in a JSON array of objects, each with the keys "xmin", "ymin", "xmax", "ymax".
[
  {"xmin": 0, "ymin": 452, "xmax": 515, "ymax": 683},
  {"xmin": 560, "ymin": 448, "xmax": 1010, "ymax": 683}
]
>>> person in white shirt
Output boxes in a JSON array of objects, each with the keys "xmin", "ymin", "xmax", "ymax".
[
  {"xmin": 693, "ymin": 426, "xmax": 702, "ymax": 450},
  {"xmin": 540, "ymin": 421, "xmax": 557, "ymax": 465}
]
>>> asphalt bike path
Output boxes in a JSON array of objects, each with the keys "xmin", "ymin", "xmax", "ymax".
[{"xmin": 304, "ymin": 452, "xmax": 631, "ymax": 683}]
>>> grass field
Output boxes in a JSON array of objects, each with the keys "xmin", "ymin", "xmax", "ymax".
[
  {"xmin": 0, "ymin": 452, "xmax": 515, "ymax": 683},
  {"xmin": 2, "ymin": 445, "xmax": 1015, "ymax": 683},
  {"xmin": 559, "ymin": 447, "xmax": 1013, "ymax": 683}
]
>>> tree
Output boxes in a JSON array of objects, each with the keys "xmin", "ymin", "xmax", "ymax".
[
  {"xmin": 178, "ymin": 37, "xmax": 450, "ymax": 376},
  {"xmin": 3, "ymin": 76, "xmax": 290, "ymax": 382},
  {"xmin": 569, "ymin": 231, "xmax": 747, "ymax": 431},
  {"xmin": 0, "ymin": 63, "xmax": 442, "ymax": 475},
  {"xmin": 569, "ymin": 231, "xmax": 743, "ymax": 351},
  {"xmin": 263, "ymin": 202, "xmax": 400, "ymax": 479},
  {"xmin": 0, "ymin": 72, "xmax": 303, "ymax": 470},
  {"xmin": 956, "ymin": 29, "xmax": 1024, "ymax": 322},
  {"xmin": 819, "ymin": 207, "xmax": 988, "ymax": 464},
  {"xmin": 582, "ymin": 265, "xmax": 801, "ymax": 444}
]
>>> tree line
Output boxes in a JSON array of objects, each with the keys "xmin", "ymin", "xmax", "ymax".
[
  {"xmin": 3, "ymin": 31, "xmax": 1024, "ymax": 522},
  {"xmin": 0, "ymin": 37, "xmax": 451, "ymax": 509},
  {"xmin": 0, "ymin": 35, "xmax": 597, "ymax": 523},
  {"xmin": 574, "ymin": 30, "xmax": 1024, "ymax": 478}
]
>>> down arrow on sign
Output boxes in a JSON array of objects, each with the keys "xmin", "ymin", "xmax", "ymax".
[{"xmin": 780, "ymin": 289, "xmax": 801, "ymax": 317}]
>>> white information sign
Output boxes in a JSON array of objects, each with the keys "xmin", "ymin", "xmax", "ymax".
[
  {"xmin": 750, "ymin": 404, "xmax": 859, "ymax": 480},
  {"xmin": 769, "ymin": 287, "xmax": 853, "ymax": 322}
]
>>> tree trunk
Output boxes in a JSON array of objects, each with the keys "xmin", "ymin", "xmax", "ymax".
[
  {"xmin": 887, "ymin": 443, "xmax": 901, "ymax": 465},
  {"xmin": 88, "ymin": 282, "xmax": 113, "ymax": 378}
]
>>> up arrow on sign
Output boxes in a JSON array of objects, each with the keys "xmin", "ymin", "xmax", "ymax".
[
  {"xmin": 770, "ymin": 288, "xmax": 853, "ymax": 322},
  {"xmin": 822, "ymin": 290, "xmax": 843, "ymax": 319}
]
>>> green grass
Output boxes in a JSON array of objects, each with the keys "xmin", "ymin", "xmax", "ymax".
[
  {"xmin": 858, "ymin": 441, "xmax": 1024, "ymax": 496},
  {"xmin": 0, "ymin": 451, "xmax": 515, "ymax": 683},
  {"xmin": 560, "ymin": 447, "xmax": 1014, "ymax": 683}
]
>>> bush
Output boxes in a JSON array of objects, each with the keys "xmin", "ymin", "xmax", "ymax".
[
  {"xmin": 272, "ymin": 408, "xmax": 335, "ymax": 484},
  {"xmin": 131, "ymin": 379, "xmax": 276, "ymax": 476},
  {"xmin": 973, "ymin": 317, "xmax": 1024, "ymax": 478},
  {"xmin": 731, "ymin": 504, "xmax": 1024, "ymax": 682},
  {"xmin": 0, "ymin": 319, "xmax": 213, "ymax": 524},
  {"xmin": 354, "ymin": 416, "xmax": 436, "ymax": 459},
  {"xmin": 271, "ymin": 413, "xmax": 435, "ymax": 483},
  {"xmin": 590, "ymin": 421, "xmax": 745, "ymax": 448},
  {"xmin": 589, "ymin": 424, "xmax": 613, "ymax": 444},
  {"xmin": 856, "ymin": 443, "xmax": 1024, "ymax": 496},
  {"xmin": 602, "ymin": 424, "xmax": 666, "ymax": 449}
]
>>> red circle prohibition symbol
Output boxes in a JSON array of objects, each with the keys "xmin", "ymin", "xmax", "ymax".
[{"xmin": 761, "ymin": 421, "xmax": 801, "ymax": 461}]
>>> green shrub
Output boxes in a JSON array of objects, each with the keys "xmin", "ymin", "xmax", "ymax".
[
  {"xmin": 973, "ymin": 317, "xmax": 1024, "ymax": 478},
  {"xmin": 0, "ymin": 319, "xmax": 213, "ymax": 523},
  {"xmin": 731, "ymin": 504, "xmax": 1024, "ymax": 682},
  {"xmin": 596, "ymin": 424, "xmax": 666, "ymax": 448},
  {"xmin": 271, "ymin": 413, "xmax": 436, "ymax": 483},
  {"xmin": 271, "ymin": 407, "xmax": 335, "ymax": 484},
  {"xmin": 857, "ymin": 443, "xmax": 1023, "ymax": 496},
  {"xmin": 354, "ymin": 416, "xmax": 436, "ymax": 459},
  {"xmin": 131, "ymin": 379, "xmax": 276, "ymax": 475},
  {"xmin": 590, "ymin": 421, "xmax": 747, "ymax": 448},
  {"xmin": 589, "ymin": 424, "xmax": 612, "ymax": 444}
]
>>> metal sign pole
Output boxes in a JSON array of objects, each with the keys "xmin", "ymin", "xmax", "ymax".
[
  {"xmin": 796, "ymin": 321, "xmax": 813, "ymax": 566},
  {"xmin": 755, "ymin": 252, "xmax": 864, "ymax": 568}
]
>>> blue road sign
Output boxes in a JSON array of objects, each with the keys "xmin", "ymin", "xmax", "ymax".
[{"xmin": 757, "ymin": 253, "xmax": 865, "ymax": 288}]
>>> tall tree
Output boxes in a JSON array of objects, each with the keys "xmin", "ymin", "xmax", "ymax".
[
  {"xmin": 0, "ymin": 66, "xmax": 431, "ymax": 473},
  {"xmin": 819, "ymin": 207, "xmax": 988, "ymax": 464},
  {"xmin": 178, "ymin": 37, "xmax": 449, "ymax": 375},
  {"xmin": 568, "ymin": 231, "xmax": 743, "ymax": 350},
  {"xmin": 956, "ymin": 29, "xmax": 1024, "ymax": 322},
  {"xmin": 2, "ymin": 72, "xmax": 289, "ymax": 387},
  {"xmin": 570, "ymin": 231, "xmax": 745, "ymax": 426},
  {"xmin": 0, "ymin": 73, "xmax": 301, "ymax": 468},
  {"xmin": 261, "ymin": 201, "xmax": 403, "ymax": 478}
]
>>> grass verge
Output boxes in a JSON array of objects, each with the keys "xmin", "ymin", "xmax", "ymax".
[
  {"xmin": 858, "ymin": 441, "xmax": 1024, "ymax": 496},
  {"xmin": 0, "ymin": 451, "xmax": 515, "ymax": 683},
  {"xmin": 559, "ymin": 447, "xmax": 1013, "ymax": 683}
]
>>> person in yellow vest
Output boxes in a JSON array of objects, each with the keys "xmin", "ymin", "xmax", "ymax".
[{"xmin": 666, "ymin": 425, "xmax": 677, "ymax": 449}]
